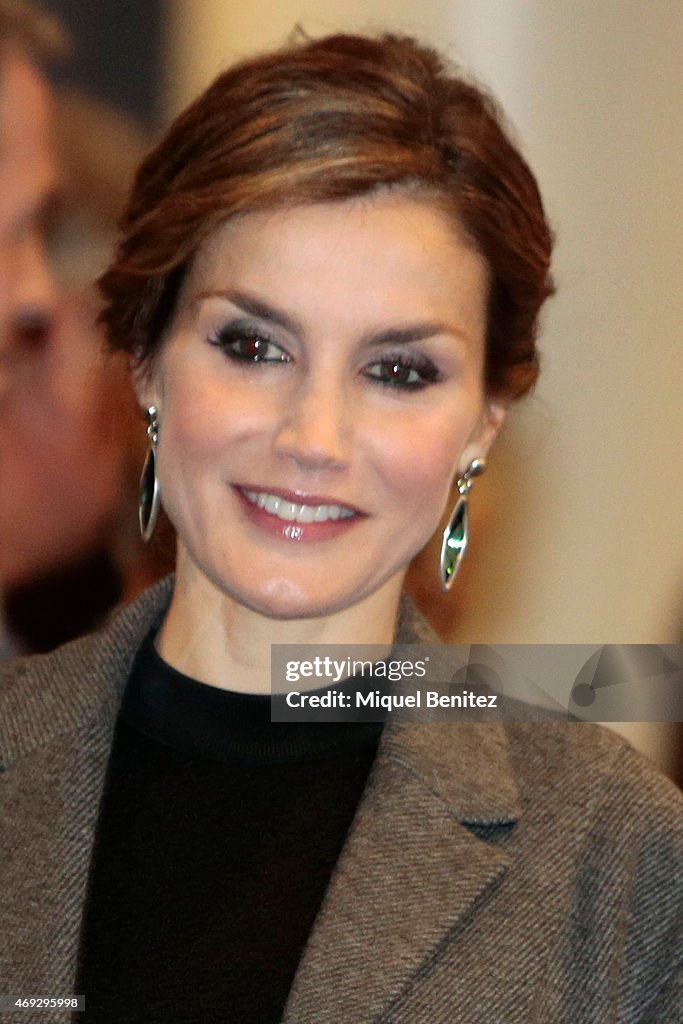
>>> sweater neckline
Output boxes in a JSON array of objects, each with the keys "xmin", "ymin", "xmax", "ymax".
[{"xmin": 118, "ymin": 631, "xmax": 383, "ymax": 764}]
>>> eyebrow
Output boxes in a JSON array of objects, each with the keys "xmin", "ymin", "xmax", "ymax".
[
  {"xmin": 193, "ymin": 289, "xmax": 305, "ymax": 337},
  {"xmin": 192, "ymin": 287, "xmax": 470, "ymax": 349},
  {"xmin": 367, "ymin": 323, "xmax": 464, "ymax": 348}
]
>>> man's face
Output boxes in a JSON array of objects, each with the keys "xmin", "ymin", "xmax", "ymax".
[
  {"xmin": 0, "ymin": 47, "xmax": 58, "ymax": 387},
  {"xmin": 0, "ymin": 50, "xmax": 135, "ymax": 591}
]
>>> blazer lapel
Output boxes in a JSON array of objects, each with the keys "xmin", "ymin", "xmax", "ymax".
[{"xmin": 283, "ymin": 718, "xmax": 521, "ymax": 1024}]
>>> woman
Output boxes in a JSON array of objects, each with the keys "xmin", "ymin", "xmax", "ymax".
[{"xmin": 1, "ymin": 32, "xmax": 681, "ymax": 1024}]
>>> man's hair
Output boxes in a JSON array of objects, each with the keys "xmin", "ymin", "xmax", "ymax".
[{"xmin": 0, "ymin": 0, "xmax": 68, "ymax": 63}]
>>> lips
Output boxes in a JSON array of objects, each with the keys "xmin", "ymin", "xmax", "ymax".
[{"xmin": 234, "ymin": 485, "xmax": 364, "ymax": 541}]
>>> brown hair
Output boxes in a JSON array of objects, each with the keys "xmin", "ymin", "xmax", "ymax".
[{"xmin": 100, "ymin": 32, "xmax": 554, "ymax": 400}]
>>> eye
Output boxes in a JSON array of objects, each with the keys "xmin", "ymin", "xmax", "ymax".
[
  {"xmin": 208, "ymin": 324, "xmax": 290, "ymax": 364},
  {"xmin": 364, "ymin": 353, "xmax": 440, "ymax": 390}
]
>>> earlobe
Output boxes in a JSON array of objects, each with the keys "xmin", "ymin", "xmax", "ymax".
[
  {"xmin": 130, "ymin": 354, "xmax": 161, "ymax": 415},
  {"xmin": 481, "ymin": 399, "xmax": 507, "ymax": 449},
  {"xmin": 459, "ymin": 399, "xmax": 507, "ymax": 476}
]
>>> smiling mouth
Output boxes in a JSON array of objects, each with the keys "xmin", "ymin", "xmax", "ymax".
[{"xmin": 239, "ymin": 488, "xmax": 358, "ymax": 524}]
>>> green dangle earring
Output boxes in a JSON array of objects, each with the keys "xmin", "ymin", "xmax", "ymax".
[
  {"xmin": 139, "ymin": 406, "xmax": 160, "ymax": 542},
  {"xmin": 439, "ymin": 458, "xmax": 486, "ymax": 592}
]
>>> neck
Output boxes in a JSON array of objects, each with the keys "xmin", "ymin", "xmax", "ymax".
[{"xmin": 155, "ymin": 555, "xmax": 404, "ymax": 694}]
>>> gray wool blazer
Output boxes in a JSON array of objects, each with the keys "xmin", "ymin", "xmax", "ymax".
[{"xmin": 1, "ymin": 576, "xmax": 682, "ymax": 1024}]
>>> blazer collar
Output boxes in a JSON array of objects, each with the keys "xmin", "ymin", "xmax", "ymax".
[{"xmin": 392, "ymin": 585, "xmax": 521, "ymax": 826}]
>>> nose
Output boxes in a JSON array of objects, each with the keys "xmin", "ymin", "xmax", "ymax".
[
  {"xmin": 12, "ymin": 231, "xmax": 58, "ymax": 331},
  {"xmin": 0, "ymin": 232, "xmax": 57, "ymax": 401},
  {"xmin": 273, "ymin": 376, "xmax": 352, "ymax": 471}
]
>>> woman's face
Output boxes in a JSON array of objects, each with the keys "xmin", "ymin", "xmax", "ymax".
[{"xmin": 140, "ymin": 192, "xmax": 503, "ymax": 619}]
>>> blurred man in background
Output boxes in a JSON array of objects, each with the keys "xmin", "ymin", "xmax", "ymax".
[
  {"xmin": 0, "ymin": 0, "xmax": 61, "ymax": 401},
  {"xmin": 0, "ymin": 0, "xmax": 65, "ymax": 656},
  {"xmin": 0, "ymin": 2, "xmax": 172, "ymax": 657},
  {"xmin": 0, "ymin": 0, "xmax": 64, "ymax": 381}
]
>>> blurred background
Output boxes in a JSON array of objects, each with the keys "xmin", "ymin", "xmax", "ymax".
[{"xmin": 14, "ymin": 0, "xmax": 683, "ymax": 781}]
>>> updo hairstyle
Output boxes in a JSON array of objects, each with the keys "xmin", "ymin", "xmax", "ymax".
[{"xmin": 99, "ymin": 32, "xmax": 554, "ymax": 400}]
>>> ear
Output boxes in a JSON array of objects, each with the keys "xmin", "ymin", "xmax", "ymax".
[
  {"xmin": 130, "ymin": 353, "xmax": 161, "ymax": 417},
  {"xmin": 458, "ymin": 399, "xmax": 507, "ymax": 475}
]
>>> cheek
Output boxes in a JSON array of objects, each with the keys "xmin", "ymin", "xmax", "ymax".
[
  {"xmin": 373, "ymin": 406, "xmax": 475, "ymax": 514},
  {"xmin": 157, "ymin": 371, "xmax": 268, "ymax": 471},
  {"xmin": 374, "ymin": 435, "xmax": 458, "ymax": 565},
  {"xmin": 153, "ymin": 379, "xmax": 224, "ymax": 513},
  {"xmin": 158, "ymin": 390, "xmax": 215, "ymax": 476}
]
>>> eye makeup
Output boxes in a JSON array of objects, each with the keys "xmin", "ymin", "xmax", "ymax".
[
  {"xmin": 363, "ymin": 351, "xmax": 442, "ymax": 390},
  {"xmin": 206, "ymin": 315, "xmax": 445, "ymax": 392},
  {"xmin": 207, "ymin": 322, "xmax": 290, "ymax": 364}
]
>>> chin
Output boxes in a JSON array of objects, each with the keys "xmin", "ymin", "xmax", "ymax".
[
  {"xmin": 246, "ymin": 576, "xmax": 343, "ymax": 620},
  {"xmin": 225, "ymin": 568, "xmax": 379, "ymax": 621}
]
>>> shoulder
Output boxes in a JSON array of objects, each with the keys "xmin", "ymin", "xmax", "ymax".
[
  {"xmin": 383, "ymin": 711, "xmax": 682, "ymax": 1017},
  {"xmin": 0, "ymin": 576, "xmax": 174, "ymax": 769},
  {"xmin": 502, "ymin": 717, "xmax": 683, "ymax": 836},
  {"xmin": 513, "ymin": 722, "xmax": 683, "ymax": 1017}
]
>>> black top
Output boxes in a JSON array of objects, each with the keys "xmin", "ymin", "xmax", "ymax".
[{"xmin": 75, "ymin": 633, "xmax": 383, "ymax": 1023}]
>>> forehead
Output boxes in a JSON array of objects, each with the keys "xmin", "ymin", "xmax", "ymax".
[
  {"xmin": 182, "ymin": 193, "xmax": 489, "ymax": 339},
  {"xmin": 0, "ymin": 49, "xmax": 57, "ymax": 229}
]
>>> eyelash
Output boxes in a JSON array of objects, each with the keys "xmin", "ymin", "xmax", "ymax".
[
  {"xmin": 207, "ymin": 325, "xmax": 441, "ymax": 390},
  {"xmin": 364, "ymin": 352, "xmax": 441, "ymax": 390},
  {"xmin": 207, "ymin": 325, "xmax": 288, "ymax": 364}
]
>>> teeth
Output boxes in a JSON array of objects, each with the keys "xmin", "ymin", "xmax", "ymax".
[
  {"xmin": 297, "ymin": 504, "xmax": 317, "ymax": 523},
  {"xmin": 242, "ymin": 490, "xmax": 355, "ymax": 523}
]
